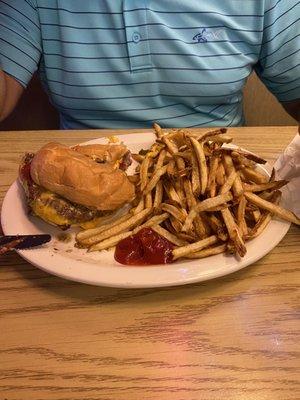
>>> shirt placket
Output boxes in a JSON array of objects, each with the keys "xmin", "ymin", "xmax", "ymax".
[{"xmin": 123, "ymin": 0, "xmax": 152, "ymax": 72}]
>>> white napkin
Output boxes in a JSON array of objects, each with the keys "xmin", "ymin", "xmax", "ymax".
[{"xmin": 274, "ymin": 130, "xmax": 300, "ymax": 217}]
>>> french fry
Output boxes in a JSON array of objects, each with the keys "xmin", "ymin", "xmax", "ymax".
[
  {"xmin": 221, "ymin": 208, "xmax": 246, "ymax": 257},
  {"xmin": 88, "ymin": 231, "xmax": 133, "ymax": 252},
  {"xmin": 216, "ymin": 163, "xmax": 225, "ymax": 186},
  {"xmin": 154, "ymin": 149, "xmax": 167, "ymax": 172},
  {"xmin": 182, "ymin": 192, "xmax": 233, "ymax": 232},
  {"xmin": 219, "ymin": 170, "xmax": 237, "ymax": 194},
  {"xmin": 145, "ymin": 192, "xmax": 153, "ymax": 209},
  {"xmin": 172, "ymin": 235, "xmax": 218, "ymax": 260},
  {"xmin": 81, "ymin": 208, "xmax": 151, "ymax": 246},
  {"xmin": 153, "ymin": 180, "xmax": 163, "ymax": 209},
  {"xmin": 222, "ymin": 154, "xmax": 243, "ymax": 196},
  {"xmin": 185, "ymin": 244, "xmax": 227, "ymax": 259},
  {"xmin": 207, "ymin": 154, "xmax": 219, "ymax": 197},
  {"xmin": 152, "ymin": 225, "xmax": 188, "ymax": 246},
  {"xmin": 133, "ymin": 197, "xmax": 145, "ymax": 214},
  {"xmin": 77, "ymin": 213, "xmax": 132, "ymax": 241},
  {"xmin": 188, "ymin": 128, "xmax": 227, "ymax": 142},
  {"xmin": 132, "ymin": 213, "xmax": 169, "ymax": 234},
  {"xmin": 190, "ymin": 137, "xmax": 208, "ymax": 195},
  {"xmin": 241, "ymin": 167, "xmax": 269, "ymax": 184},
  {"xmin": 144, "ymin": 165, "xmax": 168, "ymax": 194},
  {"xmin": 252, "ymin": 209, "xmax": 261, "ymax": 223},
  {"xmin": 153, "ymin": 122, "xmax": 164, "ymax": 138},
  {"xmin": 237, "ymin": 195, "xmax": 248, "ymax": 236},
  {"xmin": 161, "ymin": 203, "xmax": 187, "ymax": 223},
  {"xmin": 244, "ymin": 192, "xmax": 300, "ymax": 225},
  {"xmin": 243, "ymin": 180, "xmax": 288, "ymax": 193},
  {"xmin": 140, "ymin": 155, "xmax": 151, "ymax": 191},
  {"xmin": 190, "ymin": 151, "xmax": 201, "ymax": 195}
]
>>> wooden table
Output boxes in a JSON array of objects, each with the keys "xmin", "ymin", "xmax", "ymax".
[{"xmin": 0, "ymin": 127, "xmax": 299, "ymax": 400}]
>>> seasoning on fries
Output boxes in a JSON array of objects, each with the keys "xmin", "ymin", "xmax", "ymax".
[{"xmin": 75, "ymin": 123, "xmax": 299, "ymax": 264}]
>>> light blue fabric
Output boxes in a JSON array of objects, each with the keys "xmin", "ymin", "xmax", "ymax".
[{"xmin": 0, "ymin": 0, "xmax": 299, "ymax": 129}]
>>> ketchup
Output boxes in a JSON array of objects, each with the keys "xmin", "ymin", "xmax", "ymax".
[{"xmin": 114, "ymin": 227, "xmax": 174, "ymax": 265}]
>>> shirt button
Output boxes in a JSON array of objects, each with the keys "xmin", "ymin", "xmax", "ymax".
[{"xmin": 132, "ymin": 32, "xmax": 141, "ymax": 43}]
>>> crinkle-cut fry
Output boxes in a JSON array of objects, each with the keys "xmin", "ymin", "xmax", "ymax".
[
  {"xmin": 81, "ymin": 208, "xmax": 151, "ymax": 246},
  {"xmin": 243, "ymin": 180, "xmax": 288, "ymax": 193},
  {"xmin": 153, "ymin": 180, "xmax": 163, "ymax": 209},
  {"xmin": 145, "ymin": 192, "xmax": 153, "ymax": 209},
  {"xmin": 182, "ymin": 192, "xmax": 233, "ymax": 232},
  {"xmin": 88, "ymin": 231, "xmax": 133, "ymax": 252},
  {"xmin": 237, "ymin": 195, "xmax": 248, "ymax": 236},
  {"xmin": 153, "ymin": 122, "xmax": 164, "ymax": 138},
  {"xmin": 185, "ymin": 244, "xmax": 227, "ymax": 259},
  {"xmin": 77, "ymin": 213, "xmax": 131, "ymax": 241},
  {"xmin": 188, "ymin": 128, "xmax": 227, "ymax": 141},
  {"xmin": 216, "ymin": 162, "xmax": 225, "ymax": 186},
  {"xmin": 219, "ymin": 170, "xmax": 237, "ymax": 194},
  {"xmin": 208, "ymin": 154, "xmax": 219, "ymax": 198},
  {"xmin": 241, "ymin": 167, "xmax": 269, "ymax": 184},
  {"xmin": 222, "ymin": 154, "xmax": 243, "ymax": 196},
  {"xmin": 221, "ymin": 208, "xmax": 247, "ymax": 257},
  {"xmin": 161, "ymin": 203, "xmax": 187, "ymax": 223},
  {"xmin": 244, "ymin": 192, "xmax": 300, "ymax": 225},
  {"xmin": 190, "ymin": 137, "xmax": 208, "ymax": 195},
  {"xmin": 144, "ymin": 165, "xmax": 168, "ymax": 194},
  {"xmin": 152, "ymin": 225, "xmax": 188, "ymax": 247},
  {"xmin": 154, "ymin": 149, "xmax": 167, "ymax": 172},
  {"xmin": 140, "ymin": 155, "xmax": 151, "ymax": 191},
  {"xmin": 172, "ymin": 235, "xmax": 219, "ymax": 260},
  {"xmin": 132, "ymin": 213, "xmax": 169, "ymax": 234}
]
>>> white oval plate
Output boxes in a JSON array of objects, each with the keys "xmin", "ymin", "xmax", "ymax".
[{"xmin": 1, "ymin": 133, "xmax": 290, "ymax": 288}]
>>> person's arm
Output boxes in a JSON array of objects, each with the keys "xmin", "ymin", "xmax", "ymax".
[
  {"xmin": 0, "ymin": 70, "xmax": 24, "ymax": 122},
  {"xmin": 255, "ymin": 0, "xmax": 300, "ymax": 124},
  {"xmin": 282, "ymin": 100, "xmax": 300, "ymax": 123},
  {"xmin": 0, "ymin": 0, "xmax": 41, "ymax": 123}
]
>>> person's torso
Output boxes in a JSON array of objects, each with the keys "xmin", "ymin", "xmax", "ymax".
[{"xmin": 37, "ymin": 0, "xmax": 266, "ymax": 129}]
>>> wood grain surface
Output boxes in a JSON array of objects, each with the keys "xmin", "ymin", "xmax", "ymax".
[{"xmin": 0, "ymin": 127, "xmax": 299, "ymax": 400}]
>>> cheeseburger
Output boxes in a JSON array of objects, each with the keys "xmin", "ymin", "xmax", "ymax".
[{"xmin": 19, "ymin": 142, "xmax": 135, "ymax": 230}]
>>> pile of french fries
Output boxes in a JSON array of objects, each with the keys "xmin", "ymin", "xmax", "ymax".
[{"xmin": 76, "ymin": 124, "xmax": 300, "ymax": 261}]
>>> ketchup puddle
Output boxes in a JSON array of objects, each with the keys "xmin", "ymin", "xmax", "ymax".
[{"xmin": 114, "ymin": 227, "xmax": 174, "ymax": 265}]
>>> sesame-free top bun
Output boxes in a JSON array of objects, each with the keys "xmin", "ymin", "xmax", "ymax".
[
  {"xmin": 30, "ymin": 142, "xmax": 135, "ymax": 211},
  {"xmin": 72, "ymin": 143, "xmax": 128, "ymax": 163}
]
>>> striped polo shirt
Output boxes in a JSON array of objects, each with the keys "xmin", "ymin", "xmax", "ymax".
[{"xmin": 0, "ymin": 0, "xmax": 299, "ymax": 129}]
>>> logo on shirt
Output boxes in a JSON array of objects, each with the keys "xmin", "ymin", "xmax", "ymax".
[
  {"xmin": 193, "ymin": 28, "xmax": 208, "ymax": 43},
  {"xmin": 193, "ymin": 28, "xmax": 225, "ymax": 43}
]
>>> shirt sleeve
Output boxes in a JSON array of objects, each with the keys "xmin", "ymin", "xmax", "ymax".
[
  {"xmin": 255, "ymin": 0, "xmax": 300, "ymax": 102},
  {"xmin": 0, "ymin": 0, "xmax": 41, "ymax": 88}
]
